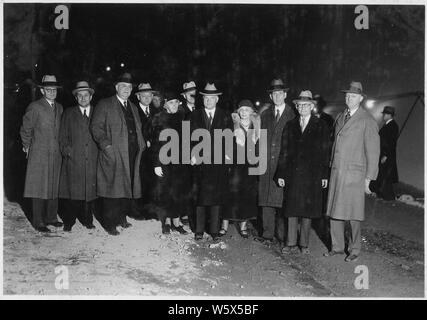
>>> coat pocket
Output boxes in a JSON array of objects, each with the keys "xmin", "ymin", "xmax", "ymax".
[{"xmin": 345, "ymin": 164, "xmax": 365, "ymax": 185}]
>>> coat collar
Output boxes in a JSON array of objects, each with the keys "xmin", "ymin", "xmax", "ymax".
[{"xmin": 336, "ymin": 106, "xmax": 364, "ymax": 135}]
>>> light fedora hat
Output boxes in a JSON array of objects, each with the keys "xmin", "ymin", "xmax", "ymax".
[
  {"xmin": 72, "ymin": 81, "xmax": 95, "ymax": 96},
  {"xmin": 341, "ymin": 81, "xmax": 367, "ymax": 98},
  {"xmin": 181, "ymin": 81, "xmax": 197, "ymax": 94},
  {"xmin": 135, "ymin": 83, "xmax": 155, "ymax": 94},
  {"xmin": 38, "ymin": 75, "xmax": 62, "ymax": 88},
  {"xmin": 267, "ymin": 78, "xmax": 289, "ymax": 93},
  {"xmin": 200, "ymin": 83, "xmax": 222, "ymax": 96},
  {"xmin": 293, "ymin": 90, "xmax": 317, "ymax": 105}
]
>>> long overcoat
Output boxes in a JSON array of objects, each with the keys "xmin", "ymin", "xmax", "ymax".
[
  {"xmin": 326, "ymin": 107, "xmax": 380, "ymax": 221},
  {"xmin": 90, "ymin": 96, "xmax": 146, "ymax": 198},
  {"xmin": 20, "ymin": 98, "xmax": 63, "ymax": 199},
  {"xmin": 274, "ymin": 116, "xmax": 331, "ymax": 218},
  {"xmin": 258, "ymin": 105, "xmax": 295, "ymax": 207},
  {"xmin": 190, "ymin": 107, "xmax": 233, "ymax": 206},
  {"xmin": 59, "ymin": 105, "xmax": 98, "ymax": 201},
  {"xmin": 378, "ymin": 119, "xmax": 399, "ymax": 184}
]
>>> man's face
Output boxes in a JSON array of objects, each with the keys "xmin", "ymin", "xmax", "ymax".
[
  {"xmin": 41, "ymin": 87, "xmax": 57, "ymax": 101},
  {"xmin": 382, "ymin": 113, "xmax": 392, "ymax": 122},
  {"xmin": 164, "ymin": 99, "xmax": 179, "ymax": 114},
  {"xmin": 203, "ymin": 95, "xmax": 218, "ymax": 109},
  {"xmin": 345, "ymin": 93, "xmax": 363, "ymax": 109},
  {"xmin": 297, "ymin": 102, "xmax": 314, "ymax": 117},
  {"xmin": 76, "ymin": 90, "xmax": 92, "ymax": 108},
  {"xmin": 270, "ymin": 90, "xmax": 286, "ymax": 106},
  {"xmin": 115, "ymin": 82, "xmax": 132, "ymax": 100},
  {"xmin": 137, "ymin": 91, "xmax": 154, "ymax": 106},
  {"xmin": 183, "ymin": 90, "xmax": 196, "ymax": 104},
  {"xmin": 152, "ymin": 95, "xmax": 162, "ymax": 108}
]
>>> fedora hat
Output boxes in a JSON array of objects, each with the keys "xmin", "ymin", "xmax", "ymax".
[
  {"xmin": 135, "ymin": 83, "xmax": 155, "ymax": 94},
  {"xmin": 200, "ymin": 83, "xmax": 222, "ymax": 96},
  {"xmin": 72, "ymin": 81, "xmax": 94, "ymax": 96},
  {"xmin": 267, "ymin": 78, "xmax": 289, "ymax": 93},
  {"xmin": 236, "ymin": 99, "xmax": 255, "ymax": 112},
  {"xmin": 38, "ymin": 75, "xmax": 62, "ymax": 88},
  {"xmin": 181, "ymin": 81, "xmax": 197, "ymax": 94},
  {"xmin": 115, "ymin": 72, "xmax": 134, "ymax": 85},
  {"xmin": 293, "ymin": 90, "xmax": 317, "ymax": 105},
  {"xmin": 382, "ymin": 106, "xmax": 395, "ymax": 116},
  {"xmin": 341, "ymin": 81, "xmax": 366, "ymax": 97}
]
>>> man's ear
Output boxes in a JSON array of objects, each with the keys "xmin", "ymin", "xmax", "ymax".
[
  {"xmin": 269, "ymin": 93, "xmax": 273, "ymax": 100},
  {"xmin": 283, "ymin": 92, "xmax": 287, "ymax": 99},
  {"xmin": 40, "ymin": 88, "xmax": 45, "ymax": 95},
  {"xmin": 215, "ymin": 96, "xmax": 219, "ymax": 103}
]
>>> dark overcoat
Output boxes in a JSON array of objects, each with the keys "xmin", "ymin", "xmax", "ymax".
[
  {"xmin": 327, "ymin": 107, "xmax": 380, "ymax": 221},
  {"xmin": 274, "ymin": 116, "xmax": 331, "ymax": 218},
  {"xmin": 258, "ymin": 105, "xmax": 295, "ymax": 207},
  {"xmin": 378, "ymin": 119, "xmax": 399, "ymax": 184},
  {"xmin": 90, "ymin": 96, "xmax": 146, "ymax": 198},
  {"xmin": 190, "ymin": 107, "xmax": 233, "ymax": 206},
  {"xmin": 59, "ymin": 105, "xmax": 98, "ymax": 201},
  {"xmin": 20, "ymin": 98, "xmax": 63, "ymax": 199}
]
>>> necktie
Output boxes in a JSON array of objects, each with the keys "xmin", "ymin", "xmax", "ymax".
[
  {"xmin": 145, "ymin": 108, "xmax": 150, "ymax": 117},
  {"xmin": 275, "ymin": 109, "xmax": 280, "ymax": 123},
  {"xmin": 123, "ymin": 101, "xmax": 127, "ymax": 110},
  {"xmin": 300, "ymin": 117, "xmax": 305, "ymax": 132},
  {"xmin": 208, "ymin": 112, "xmax": 213, "ymax": 130},
  {"xmin": 344, "ymin": 108, "xmax": 351, "ymax": 123},
  {"xmin": 84, "ymin": 109, "xmax": 88, "ymax": 118}
]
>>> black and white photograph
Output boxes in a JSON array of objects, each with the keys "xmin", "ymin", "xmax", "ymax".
[{"xmin": 1, "ymin": 0, "xmax": 425, "ymax": 300}]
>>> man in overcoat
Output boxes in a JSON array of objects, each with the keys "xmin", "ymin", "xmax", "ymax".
[
  {"xmin": 257, "ymin": 79, "xmax": 295, "ymax": 244},
  {"xmin": 90, "ymin": 73, "xmax": 146, "ymax": 235},
  {"xmin": 190, "ymin": 83, "xmax": 233, "ymax": 241},
  {"xmin": 20, "ymin": 75, "xmax": 64, "ymax": 232},
  {"xmin": 325, "ymin": 81, "xmax": 380, "ymax": 262},
  {"xmin": 59, "ymin": 81, "xmax": 98, "ymax": 231},
  {"xmin": 370, "ymin": 106, "xmax": 399, "ymax": 200}
]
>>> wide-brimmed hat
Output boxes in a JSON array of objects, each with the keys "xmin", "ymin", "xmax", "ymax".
[
  {"xmin": 135, "ymin": 83, "xmax": 155, "ymax": 94},
  {"xmin": 382, "ymin": 106, "xmax": 395, "ymax": 116},
  {"xmin": 200, "ymin": 83, "xmax": 222, "ymax": 96},
  {"xmin": 341, "ymin": 81, "xmax": 366, "ymax": 97},
  {"xmin": 236, "ymin": 99, "xmax": 255, "ymax": 112},
  {"xmin": 267, "ymin": 78, "xmax": 289, "ymax": 93},
  {"xmin": 38, "ymin": 75, "xmax": 62, "ymax": 88},
  {"xmin": 72, "ymin": 81, "xmax": 94, "ymax": 96},
  {"xmin": 181, "ymin": 81, "xmax": 197, "ymax": 94},
  {"xmin": 293, "ymin": 90, "xmax": 317, "ymax": 105},
  {"xmin": 114, "ymin": 73, "xmax": 134, "ymax": 85}
]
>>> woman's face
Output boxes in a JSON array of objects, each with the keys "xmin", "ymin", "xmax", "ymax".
[
  {"xmin": 238, "ymin": 106, "xmax": 253, "ymax": 120},
  {"xmin": 165, "ymin": 99, "xmax": 179, "ymax": 113}
]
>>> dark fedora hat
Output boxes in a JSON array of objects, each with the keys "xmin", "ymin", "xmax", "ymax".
[
  {"xmin": 236, "ymin": 99, "xmax": 255, "ymax": 111},
  {"xmin": 267, "ymin": 78, "xmax": 289, "ymax": 93},
  {"xmin": 38, "ymin": 75, "xmax": 62, "ymax": 88},
  {"xmin": 200, "ymin": 83, "xmax": 222, "ymax": 96},
  {"xmin": 114, "ymin": 72, "xmax": 134, "ymax": 85},
  {"xmin": 341, "ymin": 81, "xmax": 367, "ymax": 97},
  {"xmin": 72, "ymin": 80, "xmax": 95, "ymax": 96},
  {"xmin": 382, "ymin": 106, "xmax": 395, "ymax": 116}
]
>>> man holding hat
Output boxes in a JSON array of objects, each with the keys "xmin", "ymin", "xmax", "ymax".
[
  {"xmin": 325, "ymin": 81, "xmax": 380, "ymax": 262},
  {"xmin": 257, "ymin": 78, "xmax": 295, "ymax": 244},
  {"xmin": 370, "ymin": 106, "xmax": 399, "ymax": 200},
  {"xmin": 58, "ymin": 81, "xmax": 98, "ymax": 232},
  {"xmin": 20, "ymin": 75, "xmax": 64, "ymax": 232},
  {"xmin": 190, "ymin": 83, "xmax": 233, "ymax": 241},
  {"xmin": 90, "ymin": 73, "xmax": 146, "ymax": 235}
]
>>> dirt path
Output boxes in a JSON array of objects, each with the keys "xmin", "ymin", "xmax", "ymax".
[{"xmin": 2, "ymin": 197, "xmax": 424, "ymax": 297}]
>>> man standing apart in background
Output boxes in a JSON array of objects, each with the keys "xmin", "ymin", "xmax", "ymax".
[
  {"xmin": 325, "ymin": 81, "xmax": 380, "ymax": 262},
  {"xmin": 20, "ymin": 75, "xmax": 64, "ymax": 233}
]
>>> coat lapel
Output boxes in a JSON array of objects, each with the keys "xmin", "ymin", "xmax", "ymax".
[{"xmin": 113, "ymin": 96, "xmax": 126, "ymax": 127}]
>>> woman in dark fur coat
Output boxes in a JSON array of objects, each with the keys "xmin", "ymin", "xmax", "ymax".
[{"xmin": 150, "ymin": 95, "xmax": 189, "ymax": 235}]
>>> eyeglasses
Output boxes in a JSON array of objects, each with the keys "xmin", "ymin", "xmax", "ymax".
[
  {"xmin": 44, "ymin": 88, "xmax": 57, "ymax": 93},
  {"xmin": 297, "ymin": 104, "xmax": 312, "ymax": 108}
]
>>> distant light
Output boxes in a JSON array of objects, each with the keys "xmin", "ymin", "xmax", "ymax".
[
  {"xmin": 106, "ymin": 66, "xmax": 111, "ymax": 72},
  {"xmin": 120, "ymin": 63, "xmax": 125, "ymax": 68},
  {"xmin": 255, "ymin": 101, "xmax": 260, "ymax": 106},
  {"xmin": 366, "ymin": 100, "xmax": 375, "ymax": 109},
  {"xmin": 34, "ymin": 64, "xmax": 38, "ymax": 67}
]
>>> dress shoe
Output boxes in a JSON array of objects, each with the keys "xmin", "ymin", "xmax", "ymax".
[
  {"xmin": 63, "ymin": 225, "xmax": 72, "ymax": 232},
  {"xmin": 281, "ymin": 246, "xmax": 299, "ymax": 254},
  {"xmin": 47, "ymin": 221, "xmax": 63, "ymax": 227},
  {"xmin": 239, "ymin": 229, "xmax": 249, "ymax": 239},
  {"xmin": 107, "ymin": 228, "xmax": 120, "ymax": 236},
  {"xmin": 345, "ymin": 254, "xmax": 359, "ymax": 262},
  {"xmin": 162, "ymin": 224, "xmax": 171, "ymax": 234},
  {"xmin": 211, "ymin": 234, "xmax": 220, "ymax": 242},
  {"xmin": 171, "ymin": 225, "xmax": 188, "ymax": 235},
  {"xmin": 323, "ymin": 250, "xmax": 345, "ymax": 257},
  {"xmin": 194, "ymin": 233, "xmax": 203, "ymax": 241},
  {"xmin": 180, "ymin": 217, "xmax": 189, "ymax": 225},
  {"xmin": 85, "ymin": 223, "xmax": 96, "ymax": 229},
  {"xmin": 35, "ymin": 226, "xmax": 51, "ymax": 233},
  {"xmin": 218, "ymin": 228, "xmax": 228, "ymax": 237},
  {"xmin": 120, "ymin": 222, "xmax": 132, "ymax": 228}
]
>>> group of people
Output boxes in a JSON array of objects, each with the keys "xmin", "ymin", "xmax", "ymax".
[{"xmin": 20, "ymin": 73, "xmax": 400, "ymax": 262}]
